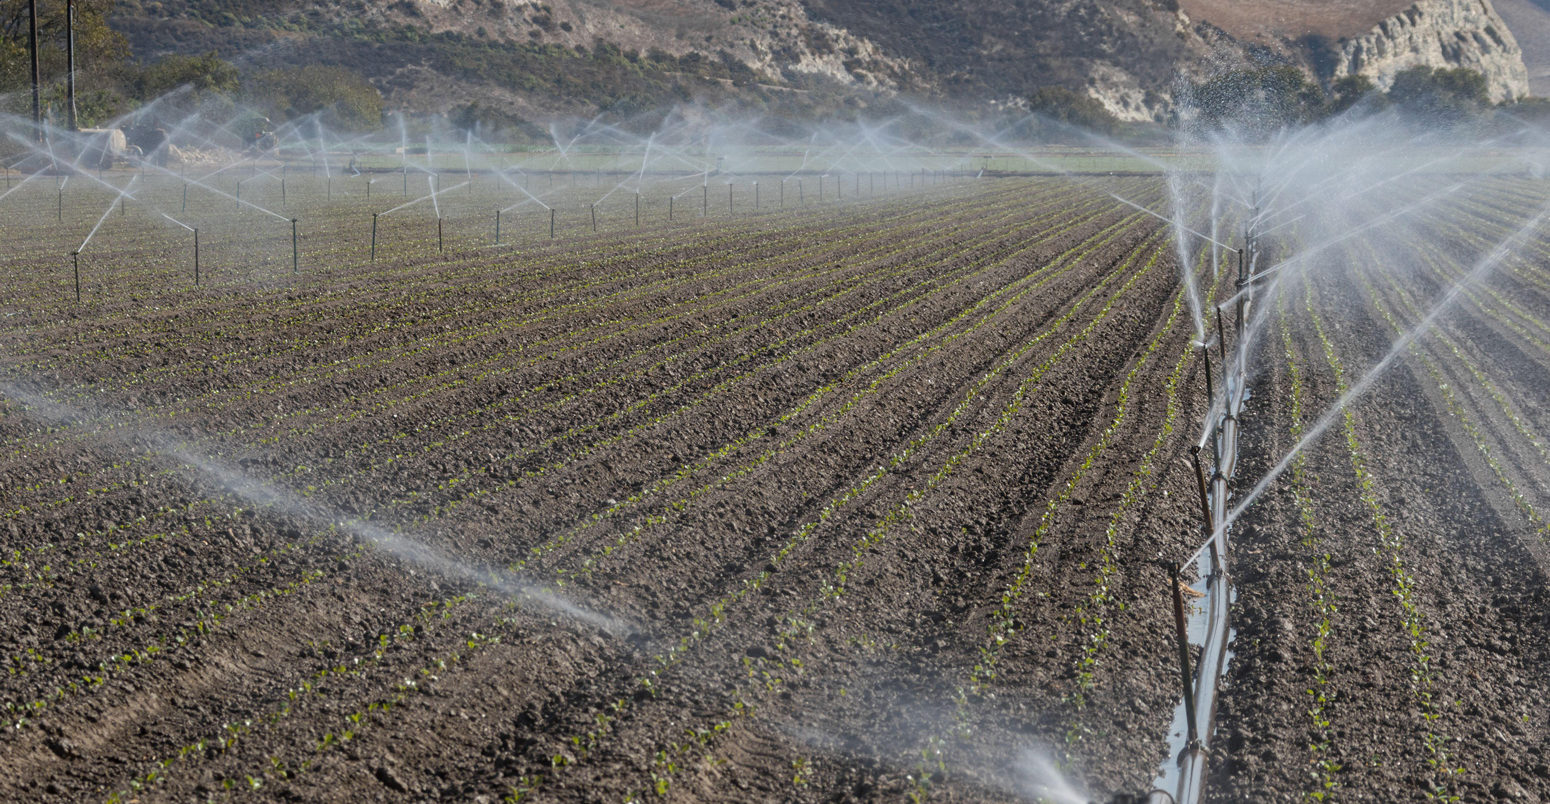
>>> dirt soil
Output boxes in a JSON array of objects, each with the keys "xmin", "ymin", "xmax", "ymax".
[
  {"xmin": 0, "ymin": 176, "xmax": 1230, "ymax": 803},
  {"xmin": 11, "ymin": 172, "xmax": 1543, "ymax": 803},
  {"xmin": 1208, "ymin": 183, "xmax": 1550, "ymax": 802}
]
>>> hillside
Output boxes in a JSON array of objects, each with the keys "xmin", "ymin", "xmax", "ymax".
[
  {"xmin": 1177, "ymin": 0, "xmax": 1417, "ymax": 41},
  {"xmin": 103, "ymin": 0, "xmax": 1535, "ymax": 123}
]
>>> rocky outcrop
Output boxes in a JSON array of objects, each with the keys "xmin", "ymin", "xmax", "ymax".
[{"xmin": 1333, "ymin": 0, "xmax": 1529, "ymax": 101}]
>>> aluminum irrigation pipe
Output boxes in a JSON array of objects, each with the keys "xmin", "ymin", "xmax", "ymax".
[{"xmin": 1163, "ymin": 221, "xmax": 1258, "ymax": 804}]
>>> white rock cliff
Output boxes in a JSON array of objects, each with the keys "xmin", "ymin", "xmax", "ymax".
[{"xmin": 1334, "ymin": 0, "xmax": 1529, "ymax": 101}]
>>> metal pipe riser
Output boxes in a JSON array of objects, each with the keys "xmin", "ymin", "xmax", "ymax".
[{"xmin": 1218, "ymin": 417, "xmax": 1240, "ymax": 480}]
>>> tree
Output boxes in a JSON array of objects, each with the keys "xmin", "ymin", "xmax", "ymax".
[
  {"xmin": 130, "ymin": 51, "xmax": 240, "ymax": 129},
  {"xmin": 1327, "ymin": 74, "xmax": 1381, "ymax": 117},
  {"xmin": 0, "ymin": 0, "xmax": 129, "ymax": 123},
  {"xmin": 1025, "ymin": 86, "xmax": 1121, "ymax": 137},
  {"xmin": 134, "ymin": 51, "xmax": 239, "ymax": 99},
  {"xmin": 244, "ymin": 65, "xmax": 383, "ymax": 132},
  {"xmin": 1387, "ymin": 66, "xmax": 1489, "ymax": 125},
  {"xmin": 1183, "ymin": 66, "xmax": 1325, "ymax": 139}
]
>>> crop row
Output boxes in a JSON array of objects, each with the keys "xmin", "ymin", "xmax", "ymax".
[
  {"xmin": 100, "ymin": 590, "xmax": 484, "ymax": 802},
  {"xmin": 410, "ymin": 204, "xmax": 1152, "ymax": 550},
  {"xmin": 2, "ymin": 181, "xmax": 990, "ymax": 369},
  {"xmin": 610, "ymin": 224, "xmax": 1165, "ymax": 799},
  {"xmin": 196, "ymin": 198, "xmax": 1163, "ymax": 799},
  {"xmin": 1275, "ymin": 293, "xmax": 1341, "ymax": 801},
  {"xmin": 0, "ymin": 191, "xmax": 1073, "ymax": 683},
  {"xmin": 0, "ymin": 186, "xmax": 1098, "ymax": 602},
  {"xmin": 1350, "ymin": 235, "xmax": 1549, "ymax": 536},
  {"xmin": 575, "ymin": 224, "xmax": 1166, "ymax": 801},
  {"xmin": 1054, "ymin": 242, "xmax": 1225, "ymax": 769},
  {"xmin": 30, "ymin": 190, "xmax": 1165, "ymax": 799},
  {"xmin": 0, "ymin": 181, "xmax": 1056, "ymax": 462},
  {"xmin": 0, "ymin": 177, "xmax": 982, "ymax": 321},
  {"xmin": 1301, "ymin": 278, "xmax": 1461, "ymax": 800}
]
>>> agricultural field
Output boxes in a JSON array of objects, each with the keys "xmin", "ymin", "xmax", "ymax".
[
  {"xmin": 0, "ymin": 166, "xmax": 1547, "ymax": 804},
  {"xmin": 1211, "ymin": 177, "xmax": 1550, "ymax": 803}
]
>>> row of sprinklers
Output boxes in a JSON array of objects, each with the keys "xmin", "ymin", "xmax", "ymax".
[
  {"xmin": 1147, "ymin": 171, "xmax": 1288, "ymax": 804},
  {"xmin": 5, "ymin": 158, "xmax": 974, "ymax": 303},
  {"xmin": 5, "ymin": 109, "xmax": 984, "ymax": 302}
]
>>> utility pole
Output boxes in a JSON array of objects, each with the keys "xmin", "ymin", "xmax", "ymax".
[
  {"xmin": 67, "ymin": 0, "xmax": 79, "ymax": 131},
  {"xmin": 29, "ymin": 0, "xmax": 43, "ymax": 141}
]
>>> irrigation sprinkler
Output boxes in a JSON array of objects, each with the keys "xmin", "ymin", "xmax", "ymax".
[
  {"xmin": 702, "ymin": 184, "xmax": 708, "ymax": 218},
  {"xmin": 634, "ymin": 192, "xmax": 640, "ymax": 227},
  {"xmin": 370, "ymin": 213, "xmax": 378, "ymax": 262},
  {"xmin": 71, "ymin": 250, "xmax": 80, "ymax": 302},
  {"xmin": 181, "ymin": 181, "xmax": 187, "ymax": 213},
  {"xmin": 193, "ymin": 228, "xmax": 200, "ymax": 286},
  {"xmin": 780, "ymin": 180, "xmax": 784, "ymax": 209},
  {"xmin": 1167, "ymin": 561, "xmax": 1200, "ymax": 747},
  {"xmin": 728, "ymin": 183, "xmax": 733, "ymax": 216},
  {"xmin": 1235, "ymin": 249, "xmax": 1247, "ymax": 327},
  {"xmin": 591, "ymin": 204, "xmax": 597, "ymax": 232},
  {"xmin": 549, "ymin": 208, "xmax": 555, "ymax": 239},
  {"xmin": 669, "ymin": 196, "xmax": 674, "ymax": 221},
  {"xmin": 1216, "ymin": 307, "xmax": 1228, "ymax": 361},
  {"xmin": 798, "ymin": 180, "xmax": 804, "ymax": 205},
  {"xmin": 1189, "ymin": 446, "xmax": 1214, "ymax": 537},
  {"xmin": 327, "ymin": 176, "xmax": 332, "ymax": 202},
  {"xmin": 235, "ymin": 181, "xmax": 242, "ymax": 212},
  {"xmin": 494, "ymin": 209, "xmax": 501, "ymax": 245},
  {"xmin": 403, "ymin": 166, "xmax": 408, "ymax": 197},
  {"xmin": 281, "ymin": 176, "xmax": 286, "ymax": 207},
  {"xmin": 1202, "ymin": 348, "xmax": 1214, "ymax": 405},
  {"xmin": 820, "ymin": 176, "xmax": 825, "ymax": 202},
  {"xmin": 118, "ymin": 193, "xmax": 124, "ymax": 216},
  {"xmin": 291, "ymin": 218, "xmax": 299, "ymax": 273},
  {"xmin": 56, "ymin": 184, "xmax": 62, "ymax": 221},
  {"xmin": 438, "ymin": 216, "xmax": 444, "ymax": 252},
  {"xmin": 754, "ymin": 182, "xmax": 759, "ymax": 210}
]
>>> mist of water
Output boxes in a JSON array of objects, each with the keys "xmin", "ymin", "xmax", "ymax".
[{"xmin": 0, "ymin": 380, "xmax": 633, "ymax": 637}]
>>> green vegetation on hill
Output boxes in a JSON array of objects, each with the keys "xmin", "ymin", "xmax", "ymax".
[{"xmin": 1, "ymin": 0, "xmax": 1539, "ymax": 142}]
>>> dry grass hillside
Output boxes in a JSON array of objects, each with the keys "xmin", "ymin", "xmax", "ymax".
[{"xmin": 1177, "ymin": 0, "xmax": 1416, "ymax": 41}]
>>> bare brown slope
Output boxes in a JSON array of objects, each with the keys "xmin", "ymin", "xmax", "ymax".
[{"xmin": 1178, "ymin": 0, "xmax": 1416, "ymax": 42}]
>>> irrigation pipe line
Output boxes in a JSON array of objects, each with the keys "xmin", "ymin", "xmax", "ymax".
[{"xmin": 1157, "ymin": 204, "xmax": 1259, "ymax": 804}]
